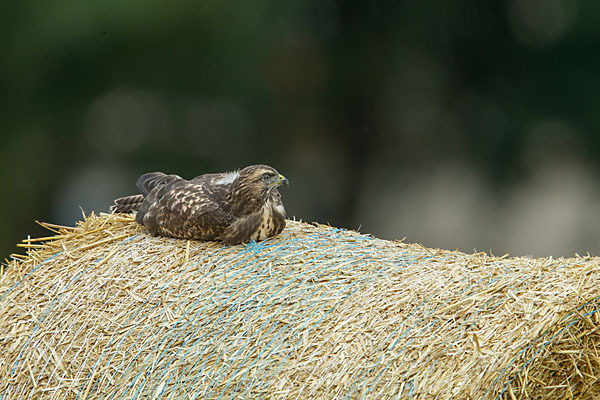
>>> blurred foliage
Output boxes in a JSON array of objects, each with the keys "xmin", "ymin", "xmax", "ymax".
[{"xmin": 2, "ymin": 0, "xmax": 600, "ymax": 259}]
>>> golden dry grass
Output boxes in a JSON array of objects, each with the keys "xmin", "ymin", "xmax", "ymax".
[{"xmin": 1, "ymin": 213, "xmax": 599, "ymax": 399}]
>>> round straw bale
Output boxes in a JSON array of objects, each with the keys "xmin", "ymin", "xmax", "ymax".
[{"xmin": 1, "ymin": 213, "xmax": 599, "ymax": 399}]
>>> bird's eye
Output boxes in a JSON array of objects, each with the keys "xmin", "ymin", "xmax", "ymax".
[{"xmin": 261, "ymin": 173, "xmax": 271, "ymax": 181}]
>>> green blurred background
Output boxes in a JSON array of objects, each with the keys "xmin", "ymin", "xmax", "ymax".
[{"xmin": 2, "ymin": 0, "xmax": 600, "ymax": 259}]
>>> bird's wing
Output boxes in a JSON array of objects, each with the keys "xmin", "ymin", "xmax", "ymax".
[
  {"xmin": 162, "ymin": 182, "xmax": 221, "ymax": 217},
  {"xmin": 138, "ymin": 181, "xmax": 232, "ymax": 240},
  {"xmin": 136, "ymin": 172, "xmax": 184, "ymax": 196}
]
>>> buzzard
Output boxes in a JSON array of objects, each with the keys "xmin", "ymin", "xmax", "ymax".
[{"xmin": 111, "ymin": 165, "xmax": 288, "ymax": 244}]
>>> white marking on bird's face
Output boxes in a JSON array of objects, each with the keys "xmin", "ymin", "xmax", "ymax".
[{"xmin": 214, "ymin": 171, "xmax": 240, "ymax": 185}]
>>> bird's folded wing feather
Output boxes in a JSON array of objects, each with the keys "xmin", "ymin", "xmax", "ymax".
[
  {"xmin": 136, "ymin": 172, "xmax": 184, "ymax": 196},
  {"xmin": 162, "ymin": 182, "xmax": 221, "ymax": 217},
  {"xmin": 140, "ymin": 181, "xmax": 231, "ymax": 239}
]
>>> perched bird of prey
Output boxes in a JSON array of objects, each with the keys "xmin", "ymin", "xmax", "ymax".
[{"xmin": 111, "ymin": 165, "xmax": 288, "ymax": 244}]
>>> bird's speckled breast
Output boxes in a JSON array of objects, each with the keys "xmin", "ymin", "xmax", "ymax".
[{"xmin": 249, "ymin": 202, "xmax": 285, "ymax": 241}]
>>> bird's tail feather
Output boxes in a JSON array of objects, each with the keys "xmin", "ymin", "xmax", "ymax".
[{"xmin": 111, "ymin": 194, "xmax": 145, "ymax": 213}]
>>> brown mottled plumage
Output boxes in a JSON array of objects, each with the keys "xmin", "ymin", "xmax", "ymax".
[{"xmin": 111, "ymin": 165, "xmax": 288, "ymax": 244}]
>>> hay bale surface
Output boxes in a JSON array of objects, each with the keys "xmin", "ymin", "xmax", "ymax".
[{"xmin": 1, "ymin": 213, "xmax": 599, "ymax": 399}]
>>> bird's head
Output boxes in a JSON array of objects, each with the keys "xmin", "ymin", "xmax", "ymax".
[{"xmin": 231, "ymin": 165, "xmax": 288, "ymax": 215}]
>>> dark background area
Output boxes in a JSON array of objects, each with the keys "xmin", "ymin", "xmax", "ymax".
[{"xmin": 2, "ymin": 0, "xmax": 600, "ymax": 260}]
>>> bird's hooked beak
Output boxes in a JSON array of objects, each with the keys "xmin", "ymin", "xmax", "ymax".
[{"xmin": 277, "ymin": 174, "xmax": 289, "ymax": 187}]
